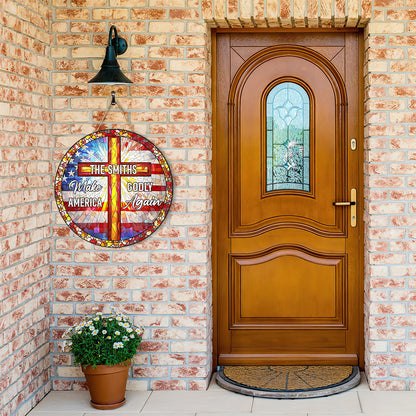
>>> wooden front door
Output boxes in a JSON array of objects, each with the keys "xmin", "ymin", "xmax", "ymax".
[{"xmin": 214, "ymin": 32, "xmax": 363, "ymax": 366}]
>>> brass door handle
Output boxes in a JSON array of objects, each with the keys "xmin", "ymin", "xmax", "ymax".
[
  {"xmin": 332, "ymin": 189, "xmax": 357, "ymax": 227},
  {"xmin": 333, "ymin": 201, "xmax": 356, "ymax": 206}
]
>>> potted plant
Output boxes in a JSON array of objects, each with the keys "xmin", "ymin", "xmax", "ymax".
[{"xmin": 62, "ymin": 308, "xmax": 143, "ymax": 410}]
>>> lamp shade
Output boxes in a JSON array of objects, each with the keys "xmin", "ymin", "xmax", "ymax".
[{"xmin": 88, "ymin": 26, "xmax": 133, "ymax": 85}]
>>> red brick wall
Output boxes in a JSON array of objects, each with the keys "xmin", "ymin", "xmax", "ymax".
[
  {"xmin": 363, "ymin": 4, "xmax": 416, "ymax": 390},
  {"xmin": 0, "ymin": 0, "xmax": 53, "ymax": 414},
  {"xmin": 50, "ymin": 0, "xmax": 213, "ymax": 392},
  {"xmin": 3, "ymin": 1, "xmax": 416, "ymax": 414}
]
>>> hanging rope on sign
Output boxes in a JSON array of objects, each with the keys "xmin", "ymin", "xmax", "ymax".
[{"xmin": 96, "ymin": 91, "xmax": 135, "ymax": 132}]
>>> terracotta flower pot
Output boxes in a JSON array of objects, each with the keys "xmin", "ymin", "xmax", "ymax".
[{"xmin": 82, "ymin": 360, "xmax": 131, "ymax": 410}]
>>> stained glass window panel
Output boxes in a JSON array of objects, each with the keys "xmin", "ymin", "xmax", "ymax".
[{"xmin": 266, "ymin": 82, "xmax": 310, "ymax": 192}]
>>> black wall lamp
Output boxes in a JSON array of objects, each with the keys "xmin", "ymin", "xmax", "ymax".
[{"xmin": 89, "ymin": 25, "xmax": 133, "ymax": 85}]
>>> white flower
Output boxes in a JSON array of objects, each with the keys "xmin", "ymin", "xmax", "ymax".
[
  {"xmin": 62, "ymin": 329, "xmax": 71, "ymax": 339},
  {"xmin": 93, "ymin": 317, "xmax": 99, "ymax": 321},
  {"xmin": 116, "ymin": 317, "xmax": 122, "ymax": 321},
  {"xmin": 102, "ymin": 330, "xmax": 107, "ymax": 335},
  {"xmin": 107, "ymin": 336, "xmax": 111, "ymax": 340},
  {"xmin": 123, "ymin": 336, "xmax": 128, "ymax": 342},
  {"xmin": 130, "ymin": 334, "xmax": 135, "ymax": 339},
  {"xmin": 126, "ymin": 327, "xmax": 133, "ymax": 333},
  {"xmin": 135, "ymin": 327, "xmax": 144, "ymax": 336},
  {"xmin": 92, "ymin": 307, "xmax": 98, "ymax": 311},
  {"xmin": 77, "ymin": 331, "xmax": 82, "ymax": 334},
  {"xmin": 88, "ymin": 320, "xmax": 93, "ymax": 325},
  {"xmin": 80, "ymin": 322, "xmax": 86, "ymax": 327},
  {"xmin": 115, "ymin": 331, "xmax": 120, "ymax": 336},
  {"xmin": 89, "ymin": 326, "xmax": 95, "ymax": 331},
  {"xmin": 113, "ymin": 342, "xmax": 123, "ymax": 349},
  {"xmin": 63, "ymin": 340, "xmax": 73, "ymax": 351},
  {"xmin": 92, "ymin": 330, "xmax": 98, "ymax": 336},
  {"xmin": 96, "ymin": 312, "xmax": 102, "ymax": 316}
]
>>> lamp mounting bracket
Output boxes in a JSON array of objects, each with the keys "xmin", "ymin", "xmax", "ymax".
[
  {"xmin": 112, "ymin": 36, "xmax": 128, "ymax": 56},
  {"xmin": 109, "ymin": 25, "xmax": 128, "ymax": 56}
]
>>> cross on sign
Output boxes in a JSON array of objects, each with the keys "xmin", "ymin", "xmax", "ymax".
[{"xmin": 78, "ymin": 135, "xmax": 151, "ymax": 241}]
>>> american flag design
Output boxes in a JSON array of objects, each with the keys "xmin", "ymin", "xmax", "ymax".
[{"xmin": 55, "ymin": 129, "xmax": 173, "ymax": 248}]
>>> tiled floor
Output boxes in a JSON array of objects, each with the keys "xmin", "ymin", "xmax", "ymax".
[{"xmin": 27, "ymin": 373, "xmax": 416, "ymax": 416}]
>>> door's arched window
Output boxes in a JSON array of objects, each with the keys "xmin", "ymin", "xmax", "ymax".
[{"xmin": 266, "ymin": 82, "xmax": 310, "ymax": 192}]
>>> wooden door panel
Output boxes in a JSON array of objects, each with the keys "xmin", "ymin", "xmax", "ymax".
[
  {"xmin": 240, "ymin": 262, "xmax": 337, "ymax": 319},
  {"xmin": 231, "ymin": 330, "xmax": 346, "ymax": 351},
  {"xmin": 231, "ymin": 248, "xmax": 345, "ymax": 327},
  {"xmin": 215, "ymin": 32, "xmax": 362, "ymax": 367},
  {"xmin": 231, "ymin": 51, "xmax": 347, "ymax": 237},
  {"xmin": 229, "ymin": 32, "xmax": 346, "ymax": 48},
  {"xmin": 219, "ymin": 353, "xmax": 358, "ymax": 366},
  {"xmin": 230, "ymin": 229, "xmax": 345, "ymax": 253}
]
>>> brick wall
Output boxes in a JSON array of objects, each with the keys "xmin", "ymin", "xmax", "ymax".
[
  {"xmin": 3, "ymin": 1, "xmax": 416, "ymax": 414},
  {"xmin": 50, "ymin": 0, "xmax": 213, "ymax": 392},
  {"xmin": 364, "ymin": 1, "xmax": 416, "ymax": 390},
  {"xmin": 0, "ymin": 0, "xmax": 53, "ymax": 415}
]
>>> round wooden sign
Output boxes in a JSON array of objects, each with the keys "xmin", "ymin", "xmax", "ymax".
[{"xmin": 55, "ymin": 129, "xmax": 173, "ymax": 247}]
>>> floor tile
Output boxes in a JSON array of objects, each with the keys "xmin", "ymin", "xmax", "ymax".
[
  {"xmin": 197, "ymin": 413, "xmax": 306, "ymax": 416},
  {"xmin": 197, "ymin": 414, "xmax": 253, "ymax": 416},
  {"xmin": 355, "ymin": 372, "xmax": 370, "ymax": 391},
  {"xmin": 28, "ymin": 391, "xmax": 91, "ymax": 412},
  {"xmin": 142, "ymin": 391, "xmax": 253, "ymax": 413},
  {"xmin": 139, "ymin": 413, "xmax": 195, "ymax": 416},
  {"xmin": 359, "ymin": 390, "xmax": 416, "ymax": 415},
  {"xmin": 27, "ymin": 413, "xmax": 85, "ymax": 416},
  {"xmin": 84, "ymin": 413, "xmax": 139, "ymax": 416},
  {"xmin": 252, "ymin": 390, "xmax": 361, "ymax": 414},
  {"xmin": 307, "ymin": 414, "xmax": 364, "ymax": 416},
  {"xmin": 30, "ymin": 391, "xmax": 151, "ymax": 413},
  {"xmin": 86, "ymin": 413, "xmax": 196, "ymax": 416},
  {"xmin": 207, "ymin": 372, "xmax": 223, "ymax": 391}
]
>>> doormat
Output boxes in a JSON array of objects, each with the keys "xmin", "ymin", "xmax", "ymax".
[{"xmin": 216, "ymin": 365, "xmax": 360, "ymax": 398}]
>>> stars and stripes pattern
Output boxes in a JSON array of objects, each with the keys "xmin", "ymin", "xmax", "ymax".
[{"xmin": 55, "ymin": 129, "xmax": 173, "ymax": 248}]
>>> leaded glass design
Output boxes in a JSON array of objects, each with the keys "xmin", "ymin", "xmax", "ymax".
[{"xmin": 266, "ymin": 82, "xmax": 310, "ymax": 192}]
